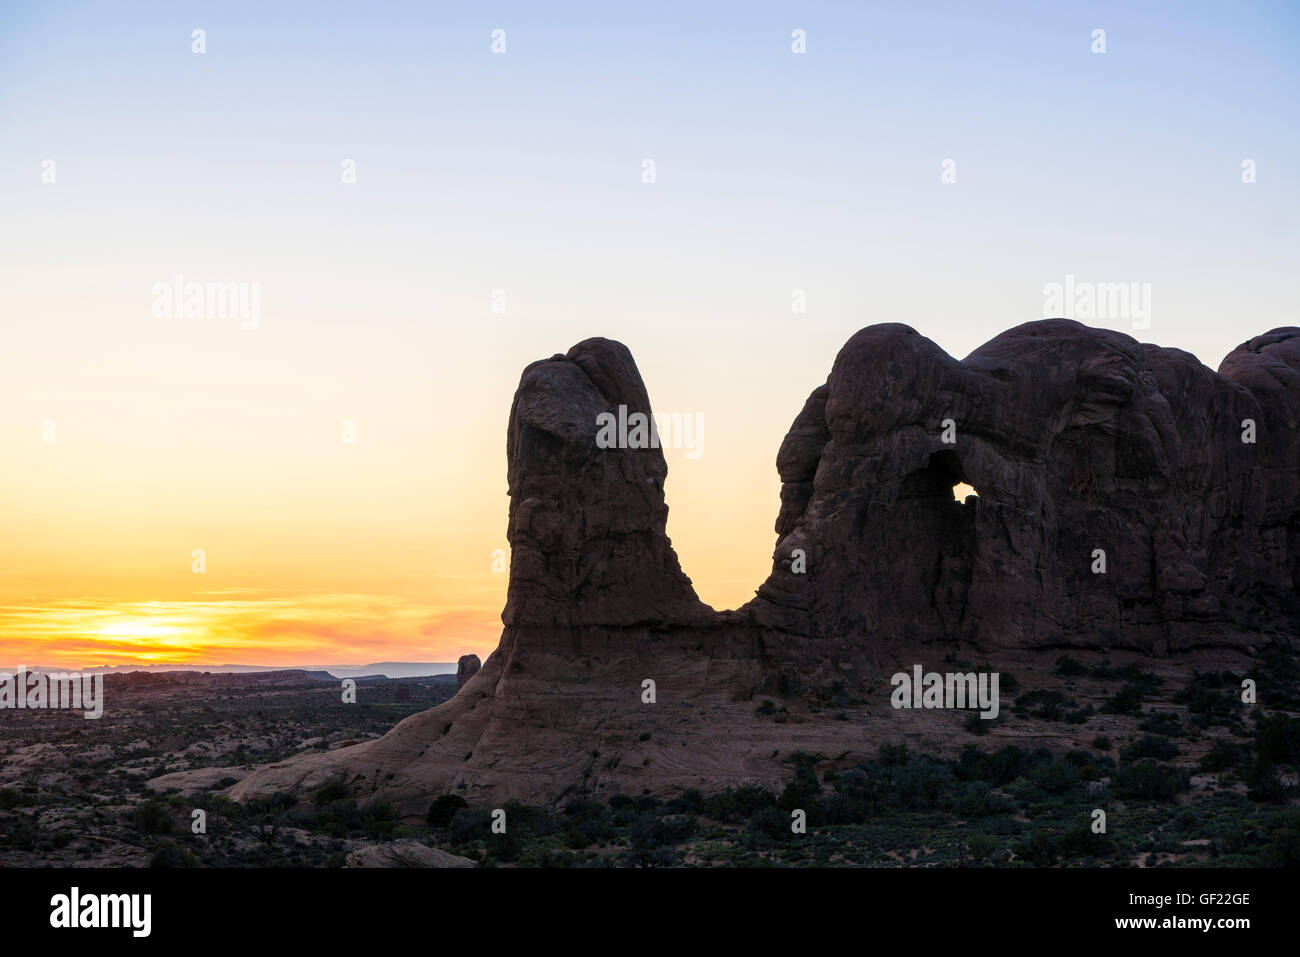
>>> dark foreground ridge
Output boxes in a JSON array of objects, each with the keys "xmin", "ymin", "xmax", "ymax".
[{"xmin": 228, "ymin": 319, "xmax": 1300, "ymax": 810}]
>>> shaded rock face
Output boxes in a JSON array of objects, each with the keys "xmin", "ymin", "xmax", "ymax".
[
  {"xmin": 756, "ymin": 321, "xmax": 1300, "ymax": 656},
  {"xmin": 229, "ymin": 321, "xmax": 1300, "ymax": 811},
  {"xmin": 503, "ymin": 338, "xmax": 708, "ymax": 630},
  {"xmin": 344, "ymin": 840, "xmax": 475, "ymax": 868},
  {"xmin": 456, "ymin": 654, "xmax": 481, "ymax": 688}
]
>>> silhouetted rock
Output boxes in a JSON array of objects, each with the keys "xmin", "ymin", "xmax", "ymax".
[
  {"xmin": 456, "ymin": 654, "xmax": 481, "ymax": 688},
  {"xmin": 504, "ymin": 338, "xmax": 707, "ymax": 630},
  {"xmin": 754, "ymin": 320, "xmax": 1300, "ymax": 656},
  {"xmin": 230, "ymin": 320, "xmax": 1300, "ymax": 810}
]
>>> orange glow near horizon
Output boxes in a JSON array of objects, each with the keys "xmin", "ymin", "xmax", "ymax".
[
  {"xmin": 0, "ymin": 592, "xmax": 510, "ymax": 671},
  {"xmin": 0, "ymin": 336, "xmax": 786, "ymax": 672}
]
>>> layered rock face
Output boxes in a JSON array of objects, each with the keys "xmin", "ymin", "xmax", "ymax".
[
  {"xmin": 503, "ymin": 338, "xmax": 708, "ymax": 630},
  {"xmin": 228, "ymin": 321, "xmax": 1300, "ymax": 811},
  {"xmin": 755, "ymin": 320, "xmax": 1300, "ymax": 657}
]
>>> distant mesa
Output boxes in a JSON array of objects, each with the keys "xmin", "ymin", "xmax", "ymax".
[
  {"xmin": 229, "ymin": 319, "xmax": 1300, "ymax": 811},
  {"xmin": 456, "ymin": 654, "xmax": 482, "ymax": 689}
]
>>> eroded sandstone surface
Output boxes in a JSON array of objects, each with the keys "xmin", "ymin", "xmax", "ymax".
[{"xmin": 229, "ymin": 320, "xmax": 1300, "ymax": 812}]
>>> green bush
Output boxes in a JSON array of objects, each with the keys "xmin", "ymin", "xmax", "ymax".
[
  {"xmin": 666, "ymin": 789, "xmax": 705, "ymax": 815},
  {"xmin": 363, "ymin": 800, "xmax": 398, "ymax": 840},
  {"xmin": 966, "ymin": 832, "xmax": 998, "ymax": 862},
  {"xmin": 1029, "ymin": 759, "xmax": 1079, "ymax": 795},
  {"xmin": 317, "ymin": 798, "xmax": 363, "ymax": 836},
  {"xmin": 148, "ymin": 840, "xmax": 196, "ymax": 868},
  {"xmin": 1257, "ymin": 809, "xmax": 1300, "ymax": 867},
  {"xmin": 1014, "ymin": 689, "xmax": 1075, "ymax": 722},
  {"xmin": 1255, "ymin": 715, "xmax": 1300, "ymax": 765},
  {"xmin": 963, "ymin": 712, "xmax": 992, "ymax": 735},
  {"xmin": 1139, "ymin": 711, "xmax": 1184, "ymax": 737},
  {"xmin": 1120, "ymin": 735, "xmax": 1180, "ymax": 764},
  {"xmin": 878, "ymin": 743, "xmax": 910, "ymax": 766},
  {"xmin": 1065, "ymin": 748, "xmax": 1114, "ymax": 781},
  {"xmin": 426, "ymin": 794, "xmax": 469, "ymax": 828},
  {"xmin": 562, "ymin": 800, "xmax": 617, "ymax": 845},
  {"xmin": 1056, "ymin": 820, "xmax": 1116, "ymax": 859},
  {"xmin": 1199, "ymin": 740, "xmax": 1247, "ymax": 772},
  {"xmin": 949, "ymin": 781, "xmax": 1016, "ymax": 817},
  {"xmin": 622, "ymin": 814, "xmax": 683, "ymax": 866},
  {"xmin": 747, "ymin": 806, "xmax": 792, "ymax": 841},
  {"xmin": 1113, "ymin": 760, "xmax": 1188, "ymax": 800},
  {"xmin": 1245, "ymin": 757, "xmax": 1288, "ymax": 804},
  {"xmin": 312, "ymin": 778, "xmax": 349, "ymax": 806},
  {"xmin": 703, "ymin": 785, "xmax": 776, "ymax": 822},
  {"xmin": 485, "ymin": 829, "xmax": 523, "ymax": 863},
  {"xmin": 132, "ymin": 800, "xmax": 174, "ymax": 835},
  {"xmin": 979, "ymin": 746, "xmax": 1046, "ymax": 785},
  {"xmin": 1105, "ymin": 683, "xmax": 1144, "ymax": 715},
  {"xmin": 447, "ymin": 807, "xmax": 491, "ymax": 844},
  {"xmin": 1055, "ymin": 655, "xmax": 1088, "ymax": 677},
  {"xmin": 1011, "ymin": 829, "xmax": 1058, "ymax": 866}
]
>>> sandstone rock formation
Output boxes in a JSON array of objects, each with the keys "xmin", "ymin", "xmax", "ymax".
[
  {"xmin": 756, "ymin": 321, "xmax": 1300, "ymax": 657},
  {"xmin": 456, "ymin": 654, "xmax": 481, "ymax": 688},
  {"xmin": 344, "ymin": 840, "xmax": 476, "ymax": 868},
  {"xmin": 229, "ymin": 320, "xmax": 1300, "ymax": 813}
]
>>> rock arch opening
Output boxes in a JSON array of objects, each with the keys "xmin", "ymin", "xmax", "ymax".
[{"xmin": 900, "ymin": 450, "xmax": 979, "ymax": 506}]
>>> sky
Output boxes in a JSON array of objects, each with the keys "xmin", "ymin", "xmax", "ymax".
[{"xmin": 1, "ymin": 1, "xmax": 1297, "ymax": 669}]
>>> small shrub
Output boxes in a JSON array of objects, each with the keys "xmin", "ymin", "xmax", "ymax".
[
  {"xmin": 132, "ymin": 801, "xmax": 174, "ymax": 835},
  {"xmin": 1112, "ymin": 760, "xmax": 1188, "ymax": 800},
  {"xmin": 964, "ymin": 712, "xmax": 991, "ymax": 735},
  {"xmin": 1105, "ymin": 683, "xmax": 1144, "ymax": 715},
  {"xmin": 1255, "ymin": 715, "xmax": 1300, "ymax": 765},
  {"xmin": 312, "ymin": 778, "xmax": 350, "ymax": 806},
  {"xmin": 878, "ymin": 743, "xmax": 910, "ymax": 767},
  {"xmin": 426, "ymin": 794, "xmax": 469, "ymax": 828},
  {"xmin": 1120, "ymin": 735, "xmax": 1180, "ymax": 764},
  {"xmin": 447, "ymin": 807, "xmax": 491, "ymax": 844},
  {"xmin": 1198, "ymin": 740, "xmax": 1247, "ymax": 772},
  {"xmin": 148, "ymin": 840, "xmax": 196, "ymax": 868},
  {"xmin": 1139, "ymin": 711, "xmax": 1184, "ymax": 738},
  {"xmin": 1245, "ymin": 757, "xmax": 1288, "ymax": 804},
  {"xmin": 1055, "ymin": 655, "xmax": 1088, "ymax": 677},
  {"xmin": 966, "ymin": 832, "xmax": 998, "ymax": 862},
  {"xmin": 1011, "ymin": 829, "xmax": 1058, "ymax": 866}
]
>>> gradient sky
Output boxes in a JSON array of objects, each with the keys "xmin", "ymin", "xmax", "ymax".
[{"xmin": 1, "ymin": 1, "xmax": 1297, "ymax": 668}]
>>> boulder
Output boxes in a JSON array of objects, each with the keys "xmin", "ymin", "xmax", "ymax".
[{"xmin": 344, "ymin": 840, "xmax": 476, "ymax": 868}]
